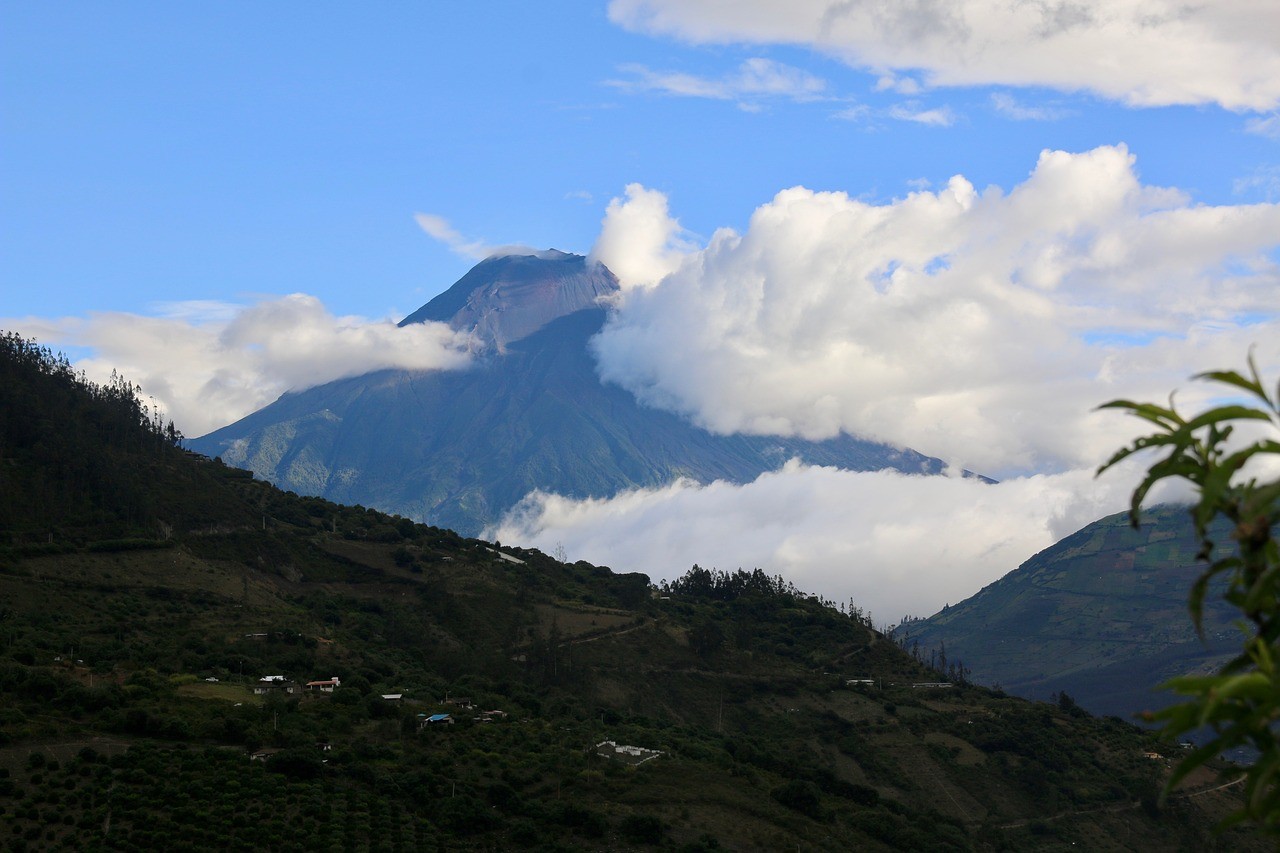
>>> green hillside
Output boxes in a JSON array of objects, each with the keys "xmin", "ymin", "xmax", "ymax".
[
  {"xmin": 0, "ymin": 333, "xmax": 1262, "ymax": 850},
  {"xmin": 897, "ymin": 506, "xmax": 1240, "ymax": 720}
]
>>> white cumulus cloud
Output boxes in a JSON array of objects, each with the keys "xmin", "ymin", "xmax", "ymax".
[
  {"xmin": 588, "ymin": 183, "xmax": 699, "ymax": 290},
  {"xmin": 588, "ymin": 145, "xmax": 1280, "ymax": 478},
  {"xmin": 608, "ymin": 0, "xmax": 1280, "ymax": 111},
  {"xmin": 5, "ymin": 295, "xmax": 474, "ymax": 438},
  {"xmin": 509, "ymin": 145, "xmax": 1278, "ymax": 616}
]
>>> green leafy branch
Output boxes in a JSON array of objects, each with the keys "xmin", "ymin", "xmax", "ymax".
[{"xmin": 1098, "ymin": 353, "xmax": 1280, "ymax": 832}]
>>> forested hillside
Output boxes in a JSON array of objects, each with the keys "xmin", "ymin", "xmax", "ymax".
[{"xmin": 0, "ymin": 333, "xmax": 1262, "ymax": 850}]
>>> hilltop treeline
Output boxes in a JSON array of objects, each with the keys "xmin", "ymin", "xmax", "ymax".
[
  {"xmin": 665, "ymin": 565, "xmax": 803, "ymax": 601},
  {"xmin": 0, "ymin": 332, "xmax": 194, "ymax": 542},
  {"xmin": 665, "ymin": 565, "xmax": 878, "ymax": 629}
]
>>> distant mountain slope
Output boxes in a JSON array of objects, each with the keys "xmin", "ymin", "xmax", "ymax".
[
  {"xmin": 897, "ymin": 505, "xmax": 1238, "ymax": 720},
  {"xmin": 191, "ymin": 252, "xmax": 949, "ymax": 534}
]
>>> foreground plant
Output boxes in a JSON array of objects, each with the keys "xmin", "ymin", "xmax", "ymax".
[{"xmin": 1098, "ymin": 354, "xmax": 1280, "ymax": 832}]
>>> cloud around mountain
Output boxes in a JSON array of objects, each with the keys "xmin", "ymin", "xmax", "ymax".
[
  {"xmin": 7, "ymin": 142, "xmax": 1278, "ymax": 620},
  {"xmin": 8, "ymin": 295, "xmax": 474, "ymax": 437},
  {"xmin": 488, "ymin": 457, "xmax": 1194, "ymax": 624},
  {"xmin": 497, "ymin": 143, "xmax": 1279, "ymax": 620},
  {"xmin": 608, "ymin": 0, "xmax": 1280, "ymax": 111},
  {"xmin": 588, "ymin": 144, "xmax": 1280, "ymax": 478}
]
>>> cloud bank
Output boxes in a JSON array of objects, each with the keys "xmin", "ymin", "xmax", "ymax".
[
  {"xmin": 6, "ymin": 295, "xmax": 473, "ymax": 437},
  {"xmin": 609, "ymin": 0, "xmax": 1280, "ymax": 110},
  {"xmin": 489, "ymin": 458, "xmax": 1191, "ymax": 623},
  {"xmin": 588, "ymin": 145, "xmax": 1280, "ymax": 478}
]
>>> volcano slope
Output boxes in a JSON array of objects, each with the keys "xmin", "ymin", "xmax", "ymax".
[{"xmin": 190, "ymin": 251, "xmax": 950, "ymax": 535}]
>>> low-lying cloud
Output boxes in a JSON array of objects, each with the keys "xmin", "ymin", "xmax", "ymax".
[
  {"xmin": 489, "ymin": 458, "xmax": 1188, "ymax": 623},
  {"xmin": 5, "ymin": 295, "xmax": 474, "ymax": 437},
  {"xmin": 609, "ymin": 0, "xmax": 1280, "ymax": 111}
]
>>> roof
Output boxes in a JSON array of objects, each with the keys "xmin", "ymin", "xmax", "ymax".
[
  {"xmin": 594, "ymin": 740, "xmax": 662, "ymax": 766},
  {"xmin": 425, "ymin": 713, "xmax": 451, "ymax": 722},
  {"xmin": 381, "ymin": 693, "xmax": 403, "ymax": 700}
]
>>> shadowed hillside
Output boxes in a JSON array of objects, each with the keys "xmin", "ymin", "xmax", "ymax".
[
  {"xmin": 0, "ymin": 333, "xmax": 1262, "ymax": 850},
  {"xmin": 898, "ymin": 506, "xmax": 1239, "ymax": 721}
]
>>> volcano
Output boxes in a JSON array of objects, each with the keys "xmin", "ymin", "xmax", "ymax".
[{"xmin": 189, "ymin": 251, "xmax": 950, "ymax": 535}]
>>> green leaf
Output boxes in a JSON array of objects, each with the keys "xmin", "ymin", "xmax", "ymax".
[
  {"xmin": 1194, "ymin": 369, "xmax": 1266, "ymax": 399},
  {"xmin": 1182, "ymin": 405, "xmax": 1273, "ymax": 433},
  {"xmin": 1099, "ymin": 354, "xmax": 1280, "ymax": 831}
]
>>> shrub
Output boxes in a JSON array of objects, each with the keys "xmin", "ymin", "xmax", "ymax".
[
  {"xmin": 618, "ymin": 813, "xmax": 664, "ymax": 845},
  {"xmin": 770, "ymin": 780, "xmax": 823, "ymax": 819},
  {"xmin": 1100, "ymin": 355, "xmax": 1280, "ymax": 831}
]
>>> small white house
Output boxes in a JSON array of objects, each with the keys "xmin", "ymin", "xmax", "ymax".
[
  {"xmin": 595, "ymin": 740, "xmax": 662, "ymax": 766},
  {"xmin": 253, "ymin": 676, "xmax": 297, "ymax": 695}
]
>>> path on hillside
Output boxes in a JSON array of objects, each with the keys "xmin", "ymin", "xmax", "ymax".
[
  {"xmin": 914, "ymin": 756, "xmax": 983, "ymax": 823},
  {"xmin": 565, "ymin": 619, "xmax": 649, "ymax": 645},
  {"xmin": 996, "ymin": 774, "xmax": 1245, "ymax": 830},
  {"xmin": 1176, "ymin": 775, "xmax": 1246, "ymax": 798},
  {"xmin": 512, "ymin": 616, "xmax": 653, "ymax": 655}
]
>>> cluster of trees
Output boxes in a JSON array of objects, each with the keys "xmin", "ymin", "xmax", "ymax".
[
  {"xmin": 665, "ymin": 565, "xmax": 805, "ymax": 602},
  {"xmin": 0, "ymin": 332, "xmax": 186, "ymax": 543}
]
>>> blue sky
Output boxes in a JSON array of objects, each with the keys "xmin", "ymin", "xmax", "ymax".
[
  {"xmin": 4, "ymin": 2, "xmax": 1279, "ymax": 618},
  {"xmin": 4, "ymin": 2, "xmax": 1276, "ymax": 321}
]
